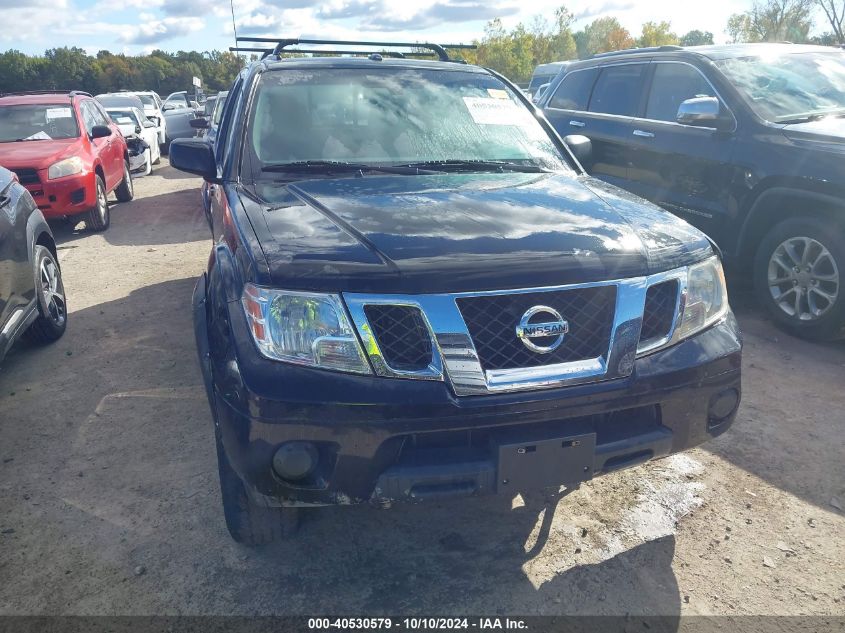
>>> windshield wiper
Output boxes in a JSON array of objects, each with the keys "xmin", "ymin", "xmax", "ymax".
[
  {"xmin": 401, "ymin": 159, "xmax": 551, "ymax": 173},
  {"xmin": 262, "ymin": 160, "xmax": 437, "ymax": 176},
  {"xmin": 777, "ymin": 110, "xmax": 845, "ymax": 124}
]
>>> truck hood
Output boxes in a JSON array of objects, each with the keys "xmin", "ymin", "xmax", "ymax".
[
  {"xmin": 0, "ymin": 138, "xmax": 80, "ymax": 170},
  {"xmin": 243, "ymin": 172, "xmax": 713, "ymax": 294},
  {"xmin": 782, "ymin": 117, "xmax": 845, "ymax": 148}
]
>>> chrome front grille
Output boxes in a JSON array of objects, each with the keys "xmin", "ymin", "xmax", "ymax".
[
  {"xmin": 364, "ymin": 304, "xmax": 433, "ymax": 372},
  {"xmin": 344, "ymin": 269, "xmax": 688, "ymax": 396},
  {"xmin": 456, "ymin": 286, "xmax": 616, "ymax": 371}
]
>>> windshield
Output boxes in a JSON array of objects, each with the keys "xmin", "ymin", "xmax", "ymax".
[
  {"xmin": 717, "ymin": 52, "xmax": 845, "ymax": 122},
  {"xmin": 108, "ymin": 109, "xmax": 138, "ymax": 126},
  {"xmin": 248, "ymin": 67, "xmax": 568, "ymax": 173},
  {"xmin": 0, "ymin": 104, "xmax": 79, "ymax": 142}
]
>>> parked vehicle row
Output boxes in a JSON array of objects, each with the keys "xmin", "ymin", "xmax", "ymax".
[
  {"xmin": 537, "ymin": 43, "xmax": 845, "ymax": 340},
  {"xmin": 97, "ymin": 93, "xmax": 161, "ymax": 176}
]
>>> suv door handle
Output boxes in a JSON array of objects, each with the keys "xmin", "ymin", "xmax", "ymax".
[
  {"xmin": 569, "ymin": 120, "xmax": 586, "ymax": 128},
  {"xmin": 633, "ymin": 130, "xmax": 655, "ymax": 138}
]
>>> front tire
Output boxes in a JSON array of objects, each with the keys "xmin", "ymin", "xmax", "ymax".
[
  {"xmin": 86, "ymin": 175, "xmax": 110, "ymax": 231},
  {"xmin": 114, "ymin": 160, "xmax": 134, "ymax": 202},
  {"xmin": 753, "ymin": 216, "xmax": 845, "ymax": 340},
  {"xmin": 25, "ymin": 246, "xmax": 67, "ymax": 344},
  {"xmin": 215, "ymin": 426, "xmax": 299, "ymax": 545}
]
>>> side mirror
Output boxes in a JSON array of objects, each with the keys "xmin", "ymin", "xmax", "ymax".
[
  {"xmin": 169, "ymin": 138, "xmax": 217, "ymax": 180},
  {"xmin": 677, "ymin": 96, "xmax": 722, "ymax": 127},
  {"xmin": 134, "ymin": 124, "xmax": 142, "ymax": 134},
  {"xmin": 190, "ymin": 118, "xmax": 210, "ymax": 129},
  {"xmin": 563, "ymin": 134, "xmax": 592, "ymax": 168},
  {"xmin": 91, "ymin": 125, "xmax": 112, "ymax": 139}
]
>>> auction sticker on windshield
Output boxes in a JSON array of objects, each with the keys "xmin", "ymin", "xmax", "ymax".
[
  {"xmin": 463, "ymin": 97, "xmax": 533, "ymax": 126},
  {"xmin": 45, "ymin": 107, "xmax": 72, "ymax": 120}
]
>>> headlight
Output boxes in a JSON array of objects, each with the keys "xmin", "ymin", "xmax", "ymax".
[
  {"xmin": 638, "ymin": 256, "xmax": 728, "ymax": 356},
  {"xmin": 47, "ymin": 157, "xmax": 84, "ymax": 180},
  {"xmin": 241, "ymin": 284, "xmax": 372, "ymax": 374},
  {"xmin": 675, "ymin": 257, "xmax": 728, "ymax": 340}
]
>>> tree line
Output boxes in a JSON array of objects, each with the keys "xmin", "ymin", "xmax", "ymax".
[{"xmin": 0, "ymin": 0, "xmax": 842, "ymax": 95}]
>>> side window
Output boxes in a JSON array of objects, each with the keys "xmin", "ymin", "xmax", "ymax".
[
  {"xmin": 588, "ymin": 64, "xmax": 647, "ymax": 117},
  {"xmin": 646, "ymin": 63, "xmax": 717, "ymax": 123},
  {"xmin": 79, "ymin": 102, "xmax": 97, "ymax": 136},
  {"xmin": 90, "ymin": 101, "xmax": 111, "ymax": 126},
  {"xmin": 548, "ymin": 68, "xmax": 599, "ymax": 111},
  {"xmin": 215, "ymin": 78, "xmax": 242, "ymax": 157}
]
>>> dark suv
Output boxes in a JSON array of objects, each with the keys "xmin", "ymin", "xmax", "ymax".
[
  {"xmin": 539, "ymin": 43, "xmax": 845, "ymax": 340},
  {"xmin": 170, "ymin": 38, "xmax": 742, "ymax": 545}
]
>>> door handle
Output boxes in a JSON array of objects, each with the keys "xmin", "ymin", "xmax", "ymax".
[
  {"xmin": 633, "ymin": 130, "xmax": 655, "ymax": 138},
  {"xmin": 569, "ymin": 120, "xmax": 586, "ymax": 128}
]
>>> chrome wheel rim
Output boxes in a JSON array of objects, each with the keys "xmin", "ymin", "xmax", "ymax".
[
  {"xmin": 97, "ymin": 183, "xmax": 107, "ymax": 220},
  {"xmin": 39, "ymin": 257, "xmax": 66, "ymax": 326},
  {"xmin": 768, "ymin": 236, "xmax": 839, "ymax": 321}
]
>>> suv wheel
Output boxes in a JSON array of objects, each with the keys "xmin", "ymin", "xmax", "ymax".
[
  {"xmin": 114, "ymin": 160, "xmax": 134, "ymax": 202},
  {"xmin": 215, "ymin": 427, "xmax": 299, "ymax": 545},
  {"xmin": 25, "ymin": 245, "xmax": 67, "ymax": 344},
  {"xmin": 86, "ymin": 175, "xmax": 110, "ymax": 231},
  {"xmin": 753, "ymin": 216, "xmax": 845, "ymax": 340}
]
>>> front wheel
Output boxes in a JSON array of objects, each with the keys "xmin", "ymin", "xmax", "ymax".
[
  {"xmin": 753, "ymin": 216, "xmax": 845, "ymax": 340},
  {"xmin": 25, "ymin": 246, "xmax": 67, "ymax": 344},
  {"xmin": 114, "ymin": 160, "xmax": 134, "ymax": 202},
  {"xmin": 215, "ymin": 427, "xmax": 299, "ymax": 545},
  {"xmin": 86, "ymin": 175, "xmax": 110, "ymax": 231}
]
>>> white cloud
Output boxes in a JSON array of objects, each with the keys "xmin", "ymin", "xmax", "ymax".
[{"xmin": 122, "ymin": 16, "xmax": 205, "ymax": 45}]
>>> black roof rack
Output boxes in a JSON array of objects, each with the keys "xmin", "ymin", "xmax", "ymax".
[
  {"xmin": 0, "ymin": 90, "xmax": 92, "ymax": 98},
  {"xmin": 233, "ymin": 37, "xmax": 476, "ymax": 62},
  {"xmin": 229, "ymin": 46, "xmax": 437, "ymax": 59},
  {"xmin": 591, "ymin": 45, "xmax": 683, "ymax": 59}
]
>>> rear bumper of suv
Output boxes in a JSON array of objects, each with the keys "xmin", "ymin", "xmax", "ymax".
[{"xmin": 193, "ymin": 275, "xmax": 742, "ymax": 507}]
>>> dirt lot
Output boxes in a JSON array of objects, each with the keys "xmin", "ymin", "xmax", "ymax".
[{"xmin": 0, "ymin": 160, "xmax": 843, "ymax": 619}]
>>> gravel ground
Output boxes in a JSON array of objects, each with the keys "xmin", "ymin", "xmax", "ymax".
[{"xmin": 0, "ymin": 160, "xmax": 843, "ymax": 618}]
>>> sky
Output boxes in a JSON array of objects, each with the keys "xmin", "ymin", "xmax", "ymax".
[{"xmin": 0, "ymin": 0, "xmax": 834, "ymax": 56}]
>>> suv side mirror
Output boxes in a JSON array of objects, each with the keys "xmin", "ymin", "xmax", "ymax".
[
  {"xmin": 169, "ymin": 138, "xmax": 217, "ymax": 180},
  {"xmin": 90, "ymin": 125, "xmax": 112, "ymax": 139},
  {"xmin": 563, "ymin": 134, "xmax": 592, "ymax": 168},
  {"xmin": 677, "ymin": 96, "xmax": 722, "ymax": 126}
]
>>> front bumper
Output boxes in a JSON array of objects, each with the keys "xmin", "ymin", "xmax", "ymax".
[
  {"xmin": 23, "ymin": 171, "xmax": 96, "ymax": 218},
  {"xmin": 194, "ymin": 275, "xmax": 742, "ymax": 507}
]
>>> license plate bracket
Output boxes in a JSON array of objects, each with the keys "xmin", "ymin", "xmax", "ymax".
[{"xmin": 497, "ymin": 433, "xmax": 596, "ymax": 493}]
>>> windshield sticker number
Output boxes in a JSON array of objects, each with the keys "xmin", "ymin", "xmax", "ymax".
[
  {"xmin": 463, "ymin": 97, "xmax": 532, "ymax": 126},
  {"xmin": 45, "ymin": 107, "xmax": 73, "ymax": 121}
]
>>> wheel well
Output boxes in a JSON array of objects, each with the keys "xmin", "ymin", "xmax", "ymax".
[
  {"xmin": 94, "ymin": 164, "xmax": 105, "ymax": 184},
  {"xmin": 739, "ymin": 189, "xmax": 845, "ymax": 261},
  {"xmin": 35, "ymin": 231, "xmax": 57, "ymax": 260}
]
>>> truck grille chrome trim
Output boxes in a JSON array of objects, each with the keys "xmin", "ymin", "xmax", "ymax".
[{"xmin": 344, "ymin": 268, "xmax": 687, "ymax": 396}]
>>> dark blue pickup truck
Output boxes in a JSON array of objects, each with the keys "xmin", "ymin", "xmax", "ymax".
[{"xmin": 170, "ymin": 39, "xmax": 742, "ymax": 545}]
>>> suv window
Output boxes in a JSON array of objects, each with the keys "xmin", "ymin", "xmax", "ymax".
[
  {"xmin": 247, "ymin": 68, "xmax": 569, "ymax": 172},
  {"xmin": 547, "ymin": 68, "xmax": 598, "ymax": 111},
  {"xmin": 588, "ymin": 64, "xmax": 647, "ymax": 117},
  {"xmin": 646, "ymin": 63, "xmax": 716, "ymax": 123},
  {"xmin": 79, "ymin": 101, "xmax": 98, "ymax": 136}
]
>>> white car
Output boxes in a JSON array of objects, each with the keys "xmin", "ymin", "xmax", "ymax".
[
  {"xmin": 105, "ymin": 106, "xmax": 161, "ymax": 176},
  {"xmin": 124, "ymin": 91, "xmax": 167, "ymax": 148}
]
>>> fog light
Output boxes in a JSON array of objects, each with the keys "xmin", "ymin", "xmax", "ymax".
[
  {"xmin": 708, "ymin": 388, "xmax": 739, "ymax": 424},
  {"xmin": 272, "ymin": 442, "xmax": 318, "ymax": 482}
]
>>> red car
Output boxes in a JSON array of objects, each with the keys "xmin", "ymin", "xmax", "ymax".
[{"xmin": 0, "ymin": 90, "xmax": 134, "ymax": 231}]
